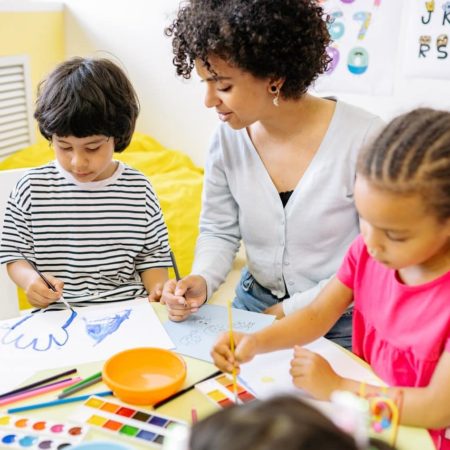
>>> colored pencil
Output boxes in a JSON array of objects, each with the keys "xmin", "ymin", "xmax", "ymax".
[
  {"xmin": 153, "ymin": 370, "xmax": 221, "ymax": 409},
  {"xmin": 60, "ymin": 370, "xmax": 102, "ymax": 394},
  {"xmin": 191, "ymin": 407, "xmax": 198, "ymax": 424},
  {"xmin": 170, "ymin": 250, "xmax": 187, "ymax": 307},
  {"xmin": 18, "ymin": 249, "xmax": 73, "ymax": 311},
  {"xmin": 57, "ymin": 372, "xmax": 103, "ymax": 399},
  {"xmin": 7, "ymin": 391, "xmax": 113, "ymax": 414},
  {"xmin": 0, "ymin": 368, "xmax": 77, "ymax": 399},
  {"xmin": 0, "ymin": 377, "xmax": 81, "ymax": 407},
  {"xmin": 169, "ymin": 251, "xmax": 181, "ymax": 281},
  {"xmin": 0, "ymin": 377, "xmax": 73, "ymax": 400},
  {"xmin": 227, "ymin": 300, "xmax": 239, "ymax": 404}
]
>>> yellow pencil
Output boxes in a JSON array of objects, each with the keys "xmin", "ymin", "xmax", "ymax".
[{"xmin": 227, "ymin": 299, "xmax": 239, "ymax": 404}]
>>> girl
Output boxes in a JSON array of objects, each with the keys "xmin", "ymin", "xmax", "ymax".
[
  {"xmin": 162, "ymin": 0, "xmax": 383, "ymax": 350},
  {"xmin": 211, "ymin": 108, "xmax": 450, "ymax": 449}
]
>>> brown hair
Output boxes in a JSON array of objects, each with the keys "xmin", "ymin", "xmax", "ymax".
[
  {"xmin": 357, "ymin": 108, "xmax": 450, "ymax": 221},
  {"xmin": 189, "ymin": 395, "xmax": 396, "ymax": 450}
]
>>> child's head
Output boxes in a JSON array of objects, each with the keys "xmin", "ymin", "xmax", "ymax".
[
  {"xmin": 34, "ymin": 57, "xmax": 139, "ymax": 153},
  {"xmin": 189, "ymin": 395, "xmax": 395, "ymax": 450},
  {"xmin": 355, "ymin": 108, "xmax": 450, "ymax": 269},
  {"xmin": 165, "ymin": 0, "xmax": 330, "ymax": 100}
]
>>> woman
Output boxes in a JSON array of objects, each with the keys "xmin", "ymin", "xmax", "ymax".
[{"xmin": 161, "ymin": 0, "xmax": 383, "ymax": 349}]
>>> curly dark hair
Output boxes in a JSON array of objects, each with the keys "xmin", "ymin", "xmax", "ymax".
[
  {"xmin": 165, "ymin": 0, "xmax": 331, "ymax": 99},
  {"xmin": 34, "ymin": 57, "xmax": 140, "ymax": 152}
]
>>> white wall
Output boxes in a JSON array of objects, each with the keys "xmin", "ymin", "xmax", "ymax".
[
  {"xmin": 57, "ymin": 0, "xmax": 450, "ymax": 166},
  {"xmin": 62, "ymin": 0, "xmax": 217, "ymax": 166}
]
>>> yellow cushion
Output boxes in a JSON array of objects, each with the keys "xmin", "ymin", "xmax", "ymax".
[{"xmin": 0, "ymin": 132, "xmax": 203, "ymax": 309}]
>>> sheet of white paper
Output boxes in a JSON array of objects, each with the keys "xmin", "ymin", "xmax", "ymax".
[
  {"xmin": 164, "ymin": 304, "xmax": 275, "ymax": 363},
  {"xmin": 0, "ymin": 365, "xmax": 36, "ymax": 396},
  {"xmin": 0, "ymin": 299, "xmax": 174, "ymax": 371},
  {"xmin": 239, "ymin": 337, "xmax": 382, "ymax": 401}
]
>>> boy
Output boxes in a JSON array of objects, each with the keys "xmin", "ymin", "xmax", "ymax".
[{"xmin": 0, "ymin": 57, "xmax": 171, "ymax": 308}]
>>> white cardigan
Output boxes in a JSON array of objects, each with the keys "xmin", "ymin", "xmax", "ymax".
[{"xmin": 192, "ymin": 100, "xmax": 384, "ymax": 314}]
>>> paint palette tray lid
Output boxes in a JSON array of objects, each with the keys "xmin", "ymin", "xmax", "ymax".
[
  {"xmin": 70, "ymin": 395, "xmax": 187, "ymax": 447},
  {"xmin": 70, "ymin": 441, "xmax": 133, "ymax": 450},
  {"xmin": 0, "ymin": 413, "xmax": 89, "ymax": 448},
  {"xmin": 195, "ymin": 373, "xmax": 256, "ymax": 408}
]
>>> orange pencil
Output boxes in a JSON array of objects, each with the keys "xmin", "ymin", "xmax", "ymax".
[{"xmin": 227, "ymin": 300, "xmax": 239, "ymax": 404}]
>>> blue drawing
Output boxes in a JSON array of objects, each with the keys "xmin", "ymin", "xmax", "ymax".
[
  {"xmin": 1, "ymin": 309, "xmax": 77, "ymax": 352},
  {"xmin": 83, "ymin": 309, "xmax": 131, "ymax": 345}
]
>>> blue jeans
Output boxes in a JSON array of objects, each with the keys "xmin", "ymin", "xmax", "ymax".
[{"xmin": 233, "ymin": 268, "xmax": 353, "ymax": 350}]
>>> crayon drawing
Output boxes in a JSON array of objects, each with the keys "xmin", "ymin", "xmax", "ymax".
[
  {"xmin": 164, "ymin": 304, "xmax": 275, "ymax": 363},
  {"xmin": 0, "ymin": 299, "xmax": 174, "ymax": 371}
]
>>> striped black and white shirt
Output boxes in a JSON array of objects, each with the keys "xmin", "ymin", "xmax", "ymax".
[{"xmin": 0, "ymin": 161, "xmax": 171, "ymax": 306}]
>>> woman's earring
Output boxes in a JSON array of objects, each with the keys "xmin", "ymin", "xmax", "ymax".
[{"xmin": 270, "ymin": 85, "xmax": 280, "ymax": 107}]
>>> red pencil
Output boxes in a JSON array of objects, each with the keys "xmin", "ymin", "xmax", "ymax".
[{"xmin": 191, "ymin": 407, "xmax": 198, "ymax": 424}]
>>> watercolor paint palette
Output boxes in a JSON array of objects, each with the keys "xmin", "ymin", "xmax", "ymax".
[
  {"xmin": 71, "ymin": 396, "xmax": 187, "ymax": 447},
  {"xmin": 0, "ymin": 414, "xmax": 88, "ymax": 449},
  {"xmin": 195, "ymin": 373, "xmax": 256, "ymax": 408}
]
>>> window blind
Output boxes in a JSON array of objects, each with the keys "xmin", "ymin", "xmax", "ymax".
[{"xmin": 0, "ymin": 55, "xmax": 34, "ymax": 158}]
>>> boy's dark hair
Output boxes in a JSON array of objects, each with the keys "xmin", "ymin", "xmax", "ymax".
[
  {"xmin": 165, "ymin": 0, "xmax": 330, "ymax": 99},
  {"xmin": 189, "ymin": 395, "xmax": 397, "ymax": 450},
  {"xmin": 34, "ymin": 57, "xmax": 139, "ymax": 152},
  {"xmin": 357, "ymin": 108, "xmax": 450, "ymax": 221}
]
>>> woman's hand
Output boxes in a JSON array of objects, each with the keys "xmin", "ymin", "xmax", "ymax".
[
  {"xmin": 290, "ymin": 346, "xmax": 344, "ymax": 400},
  {"xmin": 160, "ymin": 275, "xmax": 207, "ymax": 321}
]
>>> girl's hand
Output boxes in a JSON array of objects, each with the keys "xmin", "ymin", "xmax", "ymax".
[
  {"xmin": 25, "ymin": 273, "xmax": 64, "ymax": 308},
  {"xmin": 264, "ymin": 303, "xmax": 285, "ymax": 319},
  {"xmin": 211, "ymin": 331, "xmax": 258, "ymax": 373},
  {"xmin": 290, "ymin": 346, "xmax": 343, "ymax": 400}
]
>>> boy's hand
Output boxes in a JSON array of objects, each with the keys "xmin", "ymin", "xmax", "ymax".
[
  {"xmin": 148, "ymin": 283, "xmax": 163, "ymax": 302},
  {"xmin": 290, "ymin": 346, "xmax": 343, "ymax": 400},
  {"xmin": 25, "ymin": 273, "xmax": 64, "ymax": 308},
  {"xmin": 211, "ymin": 331, "xmax": 258, "ymax": 373},
  {"xmin": 160, "ymin": 275, "xmax": 207, "ymax": 322}
]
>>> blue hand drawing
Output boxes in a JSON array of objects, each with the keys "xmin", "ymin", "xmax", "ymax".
[
  {"xmin": 1, "ymin": 309, "xmax": 77, "ymax": 351},
  {"xmin": 83, "ymin": 309, "xmax": 131, "ymax": 345}
]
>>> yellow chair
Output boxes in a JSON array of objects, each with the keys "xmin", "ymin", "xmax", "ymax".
[{"xmin": 0, "ymin": 132, "xmax": 204, "ymax": 310}]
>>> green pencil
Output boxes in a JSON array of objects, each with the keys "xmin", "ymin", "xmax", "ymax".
[
  {"xmin": 58, "ymin": 371, "xmax": 102, "ymax": 399},
  {"xmin": 60, "ymin": 371, "xmax": 102, "ymax": 392}
]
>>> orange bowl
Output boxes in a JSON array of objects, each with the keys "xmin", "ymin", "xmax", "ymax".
[{"xmin": 102, "ymin": 347, "xmax": 187, "ymax": 405}]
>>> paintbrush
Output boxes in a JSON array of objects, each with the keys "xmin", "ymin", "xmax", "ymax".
[
  {"xmin": 227, "ymin": 299, "xmax": 239, "ymax": 404},
  {"xmin": 18, "ymin": 249, "xmax": 73, "ymax": 311}
]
